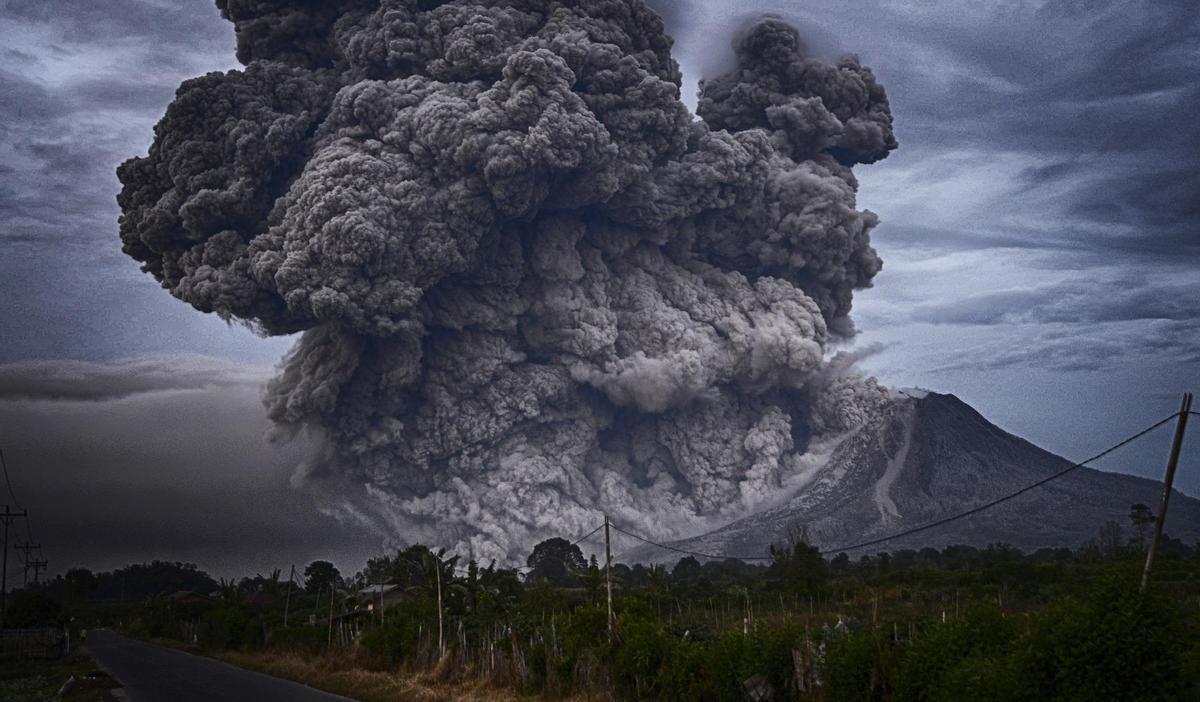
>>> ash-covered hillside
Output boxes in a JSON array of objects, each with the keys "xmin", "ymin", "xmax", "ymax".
[{"xmin": 641, "ymin": 392, "xmax": 1200, "ymax": 560}]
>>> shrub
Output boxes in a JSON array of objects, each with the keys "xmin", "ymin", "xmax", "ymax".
[
  {"xmin": 360, "ymin": 610, "xmax": 424, "ymax": 668},
  {"xmin": 895, "ymin": 604, "xmax": 1019, "ymax": 701},
  {"xmin": 200, "ymin": 606, "xmax": 256, "ymax": 650},
  {"xmin": 5, "ymin": 589, "xmax": 66, "ymax": 627},
  {"xmin": 823, "ymin": 629, "xmax": 891, "ymax": 702},
  {"xmin": 1019, "ymin": 576, "xmax": 1191, "ymax": 701},
  {"xmin": 612, "ymin": 620, "xmax": 672, "ymax": 699}
]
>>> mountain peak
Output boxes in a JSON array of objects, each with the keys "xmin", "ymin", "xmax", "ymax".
[{"xmin": 639, "ymin": 391, "xmax": 1200, "ymax": 562}]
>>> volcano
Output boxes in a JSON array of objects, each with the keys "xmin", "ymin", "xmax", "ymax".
[{"xmin": 639, "ymin": 392, "xmax": 1200, "ymax": 560}]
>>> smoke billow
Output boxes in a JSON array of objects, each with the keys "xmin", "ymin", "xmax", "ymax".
[{"xmin": 117, "ymin": 0, "xmax": 896, "ymax": 562}]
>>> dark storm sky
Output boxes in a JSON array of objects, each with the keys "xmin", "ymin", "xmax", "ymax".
[{"xmin": 0, "ymin": 0, "xmax": 1196, "ymax": 578}]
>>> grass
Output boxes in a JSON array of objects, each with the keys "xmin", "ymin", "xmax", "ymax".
[
  {"xmin": 0, "ymin": 648, "xmax": 121, "ymax": 702},
  {"xmin": 216, "ymin": 649, "xmax": 550, "ymax": 702}
]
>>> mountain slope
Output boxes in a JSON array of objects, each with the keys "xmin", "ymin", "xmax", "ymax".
[{"xmin": 648, "ymin": 392, "xmax": 1200, "ymax": 560}]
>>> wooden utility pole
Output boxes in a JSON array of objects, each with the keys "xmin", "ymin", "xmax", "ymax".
[
  {"xmin": 1141, "ymin": 392, "xmax": 1193, "ymax": 593},
  {"xmin": 604, "ymin": 515, "xmax": 615, "ymax": 643},
  {"xmin": 0, "ymin": 505, "xmax": 28, "ymax": 629},
  {"xmin": 435, "ymin": 556, "xmax": 444, "ymax": 659},
  {"xmin": 327, "ymin": 585, "xmax": 335, "ymax": 649},
  {"xmin": 29, "ymin": 559, "xmax": 47, "ymax": 584},
  {"xmin": 283, "ymin": 564, "xmax": 295, "ymax": 627},
  {"xmin": 14, "ymin": 542, "xmax": 39, "ymax": 586}
]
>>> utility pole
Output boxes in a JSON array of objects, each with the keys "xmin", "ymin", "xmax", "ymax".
[
  {"xmin": 327, "ymin": 585, "xmax": 335, "ymax": 649},
  {"xmin": 283, "ymin": 564, "xmax": 295, "ymax": 627},
  {"xmin": 29, "ymin": 559, "xmax": 48, "ymax": 584},
  {"xmin": 1141, "ymin": 393, "xmax": 1193, "ymax": 594},
  {"xmin": 435, "ymin": 556, "xmax": 444, "ymax": 659},
  {"xmin": 1, "ymin": 505, "xmax": 28, "ymax": 629},
  {"xmin": 14, "ymin": 542, "xmax": 39, "ymax": 586},
  {"xmin": 604, "ymin": 515, "xmax": 615, "ymax": 644}
]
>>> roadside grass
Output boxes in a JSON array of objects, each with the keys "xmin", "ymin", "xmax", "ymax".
[
  {"xmin": 0, "ymin": 648, "xmax": 121, "ymax": 702},
  {"xmin": 216, "ymin": 649, "xmax": 551, "ymax": 702}
]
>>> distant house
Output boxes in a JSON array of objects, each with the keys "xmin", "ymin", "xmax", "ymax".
[
  {"xmin": 359, "ymin": 582, "xmax": 410, "ymax": 614},
  {"xmin": 167, "ymin": 590, "xmax": 210, "ymax": 606}
]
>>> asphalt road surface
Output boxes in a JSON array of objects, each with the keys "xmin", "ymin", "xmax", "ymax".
[{"xmin": 86, "ymin": 630, "xmax": 355, "ymax": 702}]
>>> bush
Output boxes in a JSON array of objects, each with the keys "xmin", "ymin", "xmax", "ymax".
[
  {"xmin": 823, "ymin": 629, "xmax": 891, "ymax": 702},
  {"xmin": 895, "ymin": 604, "xmax": 1020, "ymax": 701},
  {"xmin": 1019, "ymin": 576, "xmax": 1192, "ymax": 701},
  {"xmin": 270, "ymin": 623, "xmax": 327, "ymax": 654},
  {"xmin": 200, "ymin": 606, "xmax": 256, "ymax": 650},
  {"xmin": 612, "ymin": 620, "xmax": 672, "ymax": 699},
  {"xmin": 360, "ymin": 610, "xmax": 424, "ymax": 668},
  {"xmin": 5, "ymin": 589, "xmax": 66, "ymax": 627}
]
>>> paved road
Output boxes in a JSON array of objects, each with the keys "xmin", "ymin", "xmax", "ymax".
[{"xmin": 86, "ymin": 630, "xmax": 355, "ymax": 702}]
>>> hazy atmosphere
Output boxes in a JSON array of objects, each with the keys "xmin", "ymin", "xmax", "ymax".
[{"xmin": 1, "ymin": 0, "xmax": 1197, "ymax": 579}]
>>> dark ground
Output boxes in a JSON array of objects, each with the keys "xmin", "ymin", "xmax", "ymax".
[{"xmin": 86, "ymin": 630, "xmax": 354, "ymax": 702}]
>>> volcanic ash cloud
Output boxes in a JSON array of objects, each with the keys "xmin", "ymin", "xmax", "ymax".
[{"xmin": 117, "ymin": 0, "xmax": 897, "ymax": 563}]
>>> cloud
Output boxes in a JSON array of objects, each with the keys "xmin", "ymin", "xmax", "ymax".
[
  {"xmin": 911, "ymin": 276, "xmax": 1200, "ymax": 328},
  {"xmin": 0, "ymin": 355, "xmax": 272, "ymax": 401},
  {"xmin": 114, "ymin": 4, "xmax": 901, "ymax": 564},
  {"xmin": 2, "ymin": 0, "xmax": 229, "ymax": 50},
  {"xmin": 0, "ymin": 354, "xmax": 376, "ymax": 578}
]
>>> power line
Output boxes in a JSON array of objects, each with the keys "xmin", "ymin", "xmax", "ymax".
[
  {"xmin": 818, "ymin": 410, "xmax": 1181, "ymax": 555},
  {"xmin": 608, "ymin": 521, "xmax": 771, "ymax": 561},
  {"xmin": 570, "ymin": 523, "xmax": 604, "ymax": 548},
  {"xmin": 0, "ymin": 448, "xmax": 23, "ymax": 508},
  {"xmin": 0, "ymin": 447, "xmax": 34, "ymax": 545}
]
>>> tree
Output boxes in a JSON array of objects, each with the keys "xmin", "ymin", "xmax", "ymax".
[
  {"xmin": 526, "ymin": 538, "xmax": 586, "ymax": 587},
  {"xmin": 1097, "ymin": 521, "xmax": 1123, "ymax": 560},
  {"xmin": 304, "ymin": 560, "xmax": 341, "ymax": 595},
  {"xmin": 581, "ymin": 554, "xmax": 605, "ymax": 604},
  {"xmin": 91, "ymin": 561, "xmax": 217, "ymax": 599},
  {"xmin": 768, "ymin": 528, "xmax": 828, "ymax": 596},
  {"xmin": 1129, "ymin": 503, "xmax": 1154, "ymax": 550},
  {"xmin": 671, "ymin": 556, "xmax": 703, "ymax": 583},
  {"xmin": 64, "ymin": 568, "xmax": 98, "ymax": 600}
]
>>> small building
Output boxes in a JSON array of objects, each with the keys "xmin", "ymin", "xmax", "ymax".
[
  {"xmin": 167, "ymin": 590, "xmax": 210, "ymax": 606},
  {"xmin": 360, "ymin": 583, "xmax": 410, "ymax": 615}
]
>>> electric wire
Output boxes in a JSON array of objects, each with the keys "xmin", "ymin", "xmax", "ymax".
[
  {"xmin": 0, "ymin": 447, "xmax": 21, "ymax": 508},
  {"xmin": 608, "ymin": 522, "xmax": 771, "ymax": 561},
  {"xmin": 570, "ymin": 523, "xmax": 604, "ymax": 548},
  {"xmin": 0, "ymin": 445, "xmax": 37, "ymax": 560}
]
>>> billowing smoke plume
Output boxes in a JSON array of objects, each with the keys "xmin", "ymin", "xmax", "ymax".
[{"xmin": 117, "ymin": 0, "xmax": 896, "ymax": 563}]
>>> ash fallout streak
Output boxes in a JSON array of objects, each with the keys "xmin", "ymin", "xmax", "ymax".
[{"xmin": 116, "ymin": 0, "xmax": 897, "ymax": 564}]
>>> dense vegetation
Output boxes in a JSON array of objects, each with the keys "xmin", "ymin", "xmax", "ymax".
[{"xmin": 21, "ymin": 521, "xmax": 1200, "ymax": 701}]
